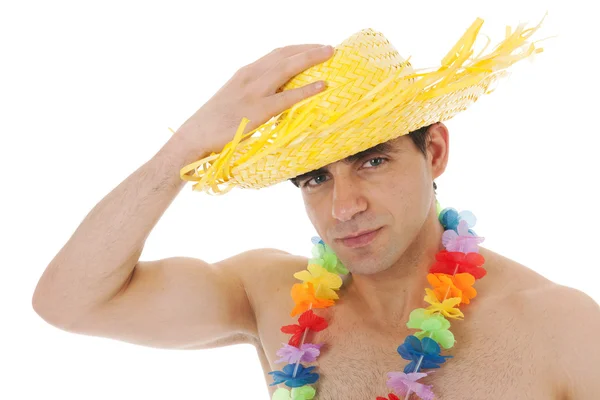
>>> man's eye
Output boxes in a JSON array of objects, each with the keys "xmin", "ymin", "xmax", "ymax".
[
  {"xmin": 364, "ymin": 157, "xmax": 386, "ymax": 167},
  {"xmin": 304, "ymin": 175, "xmax": 328, "ymax": 187},
  {"xmin": 302, "ymin": 157, "xmax": 387, "ymax": 188}
]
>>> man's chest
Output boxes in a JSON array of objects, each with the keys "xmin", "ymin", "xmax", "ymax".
[
  {"xmin": 301, "ymin": 327, "xmax": 550, "ymax": 399},
  {"xmin": 257, "ymin": 299, "xmax": 558, "ymax": 400}
]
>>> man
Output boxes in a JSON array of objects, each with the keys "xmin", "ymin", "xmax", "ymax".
[{"xmin": 32, "ymin": 22, "xmax": 599, "ymax": 400}]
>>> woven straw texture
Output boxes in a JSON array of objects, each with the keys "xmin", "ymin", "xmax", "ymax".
[{"xmin": 178, "ymin": 16, "xmax": 545, "ymax": 195}]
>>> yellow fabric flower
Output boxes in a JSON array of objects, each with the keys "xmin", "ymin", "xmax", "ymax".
[
  {"xmin": 293, "ymin": 264, "xmax": 343, "ymax": 300},
  {"xmin": 423, "ymin": 288, "xmax": 464, "ymax": 320}
]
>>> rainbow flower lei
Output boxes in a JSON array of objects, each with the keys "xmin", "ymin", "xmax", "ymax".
[{"xmin": 269, "ymin": 201, "xmax": 487, "ymax": 400}]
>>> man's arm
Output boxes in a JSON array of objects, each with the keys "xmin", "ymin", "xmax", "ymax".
[
  {"xmin": 63, "ymin": 249, "xmax": 290, "ymax": 349},
  {"xmin": 31, "ymin": 43, "xmax": 334, "ymax": 348},
  {"xmin": 32, "ymin": 135, "xmax": 206, "ymax": 329},
  {"xmin": 28, "ymin": 131, "xmax": 285, "ymax": 349},
  {"xmin": 550, "ymin": 286, "xmax": 600, "ymax": 398}
]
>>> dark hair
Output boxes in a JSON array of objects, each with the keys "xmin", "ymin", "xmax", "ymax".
[
  {"xmin": 407, "ymin": 123, "xmax": 434, "ymax": 159},
  {"xmin": 290, "ymin": 123, "xmax": 437, "ymax": 192}
]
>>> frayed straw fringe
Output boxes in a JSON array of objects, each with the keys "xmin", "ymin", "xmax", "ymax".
[{"xmin": 177, "ymin": 14, "xmax": 547, "ymax": 195}]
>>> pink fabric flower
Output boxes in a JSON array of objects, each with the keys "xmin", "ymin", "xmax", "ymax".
[
  {"xmin": 387, "ymin": 371, "xmax": 434, "ymax": 400},
  {"xmin": 275, "ymin": 343, "xmax": 323, "ymax": 364},
  {"xmin": 442, "ymin": 219, "xmax": 485, "ymax": 253}
]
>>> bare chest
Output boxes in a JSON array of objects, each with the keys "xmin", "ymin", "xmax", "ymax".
[{"xmin": 257, "ymin": 298, "xmax": 557, "ymax": 400}]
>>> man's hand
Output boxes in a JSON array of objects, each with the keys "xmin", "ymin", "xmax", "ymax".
[{"xmin": 170, "ymin": 44, "xmax": 334, "ymax": 161}]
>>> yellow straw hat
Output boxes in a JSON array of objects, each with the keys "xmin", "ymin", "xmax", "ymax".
[{"xmin": 178, "ymin": 16, "xmax": 546, "ymax": 195}]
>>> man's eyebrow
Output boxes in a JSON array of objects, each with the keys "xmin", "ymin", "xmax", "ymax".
[
  {"xmin": 342, "ymin": 141, "xmax": 396, "ymax": 164},
  {"xmin": 293, "ymin": 141, "xmax": 396, "ymax": 183}
]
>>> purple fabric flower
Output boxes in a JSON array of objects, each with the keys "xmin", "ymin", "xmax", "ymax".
[
  {"xmin": 276, "ymin": 343, "xmax": 323, "ymax": 364},
  {"xmin": 442, "ymin": 219, "xmax": 485, "ymax": 253},
  {"xmin": 387, "ymin": 371, "xmax": 435, "ymax": 400}
]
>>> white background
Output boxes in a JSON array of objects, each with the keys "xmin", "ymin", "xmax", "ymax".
[{"xmin": 2, "ymin": 0, "xmax": 598, "ymax": 399}]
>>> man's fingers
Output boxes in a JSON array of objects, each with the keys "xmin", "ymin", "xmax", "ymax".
[
  {"xmin": 257, "ymin": 45, "xmax": 334, "ymax": 95},
  {"xmin": 245, "ymin": 44, "xmax": 327, "ymax": 77},
  {"xmin": 265, "ymin": 80, "xmax": 327, "ymax": 117}
]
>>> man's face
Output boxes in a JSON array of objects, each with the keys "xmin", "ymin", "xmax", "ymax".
[{"xmin": 297, "ymin": 130, "xmax": 446, "ymax": 275}]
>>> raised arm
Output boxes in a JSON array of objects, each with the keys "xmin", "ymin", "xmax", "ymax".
[
  {"xmin": 32, "ymin": 43, "xmax": 334, "ymax": 349},
  {"xmin": 64, "ymin": 249, "xmax": 289, "ymax": 349}
]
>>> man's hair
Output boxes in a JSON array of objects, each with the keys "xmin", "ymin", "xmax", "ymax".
[{"xmin": 289, "ymin": 123, "xmax": 435, "ymax": 188}]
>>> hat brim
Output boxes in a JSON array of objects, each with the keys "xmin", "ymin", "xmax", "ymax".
[{"xmin": 180, "ymin": 16, "xmax": 546, "ymax": 195}]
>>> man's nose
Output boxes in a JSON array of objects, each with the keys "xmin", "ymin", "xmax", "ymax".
[{"xmin": 331, "ymin": 177, "xmax": 367, "ymax": 222}]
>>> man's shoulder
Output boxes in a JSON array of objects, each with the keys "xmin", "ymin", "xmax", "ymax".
[
  {"xmin": 215, "ymin": 247, "xmax": 306, "ymax": 268},
  {"xmin": 482, "ymin": 248, "xmax": 599, "ymax": 358},
  {"xmin": 521, "ymin": 283, "xmax": 599, "ymax": 334},
  {"xmin": 477, "ymin": 247, "xmax": 554, "ymax": 298},
  {"xmin": 479, "ymin": 247, "xmax": 597, "ymax": 311},
  {"xmin": 479, "ymin": 247, "xmax": 595, "ymax": 310},
  {"xmin": 479, "ymin": 249, "xmax": 600, "ymax": 396},
  {"xmin": 507, "ymin": 280, "xmax": 598, "ymax": 326},
  {"xmin": 214, "ymin": 248, "xmax": 310, "ymax": 328},
  {"xmin": 215, "ymin": 247, "xmax": 308, "ymax": 291},
  {"xmin": 518, "ymin": 283, "xmax": 600, "ymax": 398}
]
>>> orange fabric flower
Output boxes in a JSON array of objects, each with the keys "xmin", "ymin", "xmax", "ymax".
[
  {"xmin": 290, "ymin": 282, "xmax": 335, "ymax": 317},
  {"xmin": 427, "ymin": 273, "xmax": 477, "ymax": 304}
]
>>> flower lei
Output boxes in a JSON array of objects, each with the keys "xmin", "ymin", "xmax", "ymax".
[{"xmin": 269, "ymin": 201, "xmax": 487, "ymax": 400}]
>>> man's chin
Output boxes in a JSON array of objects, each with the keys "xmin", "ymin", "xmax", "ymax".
[{"xmin": 340, "ymin": 257, "xmax": 389, "ymax": 276}]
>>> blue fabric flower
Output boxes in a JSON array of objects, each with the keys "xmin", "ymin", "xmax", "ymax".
[
  {"xmin": 311, "ymin": 236, "xmax": 324, "ymax": 245},
  {"xmin": 438, "ymin": 208, "xmax": 477, "ymax": 236},
  {"xmin": 397, "ymin": 335, "xmax": 452, "ymax": 373},
  {"xmin": 269, "ymin": 364, "xmax": 320, "ymax": 388}
]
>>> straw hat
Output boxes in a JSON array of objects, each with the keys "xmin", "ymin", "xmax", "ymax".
[{"xmin": 178, "ymin": 16, "xmax": 545, "ymax": 195}]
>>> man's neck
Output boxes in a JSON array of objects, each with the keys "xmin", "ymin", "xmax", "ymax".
[{"xmin": 342, "ymin": 207, "xmax": 446, "ymax": 327}]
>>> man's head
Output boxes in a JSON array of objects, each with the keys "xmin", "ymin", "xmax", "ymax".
[{"xmin": 289, "ymin": 122, "xmax": 449, "ymax": 275}]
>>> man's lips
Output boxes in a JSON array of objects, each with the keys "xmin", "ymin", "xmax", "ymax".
[
  {"xmin": 337, "ymin": 227, "xmax": 383, "ymax": 248},
  {"xmin": 338, "ymin": 228, "xmax": 380, "ymax": 240}
]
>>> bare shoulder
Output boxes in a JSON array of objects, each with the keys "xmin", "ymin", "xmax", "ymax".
[
  {"xmin": 522, "ymin": 284, "xmax": 600, "ymax": 398},
  {"xmin": 478, "ymin": 247, "xmax": 597, "ymax": 313},
  {"xmin": 535, "ymin": 284, "xmax": 599, "ymax": 397},
  {"xmin": 214, "ymin": 247, "xmax": 308, "ymax": 312},
  {"xmin": 476, "ymin": 247, "xmax": 553, "ymax": 295},
  {"xmin": 478, "ymin": 247, "xmax": 600, "ymax": 398},
  {"xmin": 478, "ymin": 247, "xmax": 597, "ymax": 305},
  {"xmin": 214, "ymin": 247, "xmax": 308, "ymax": 281}
]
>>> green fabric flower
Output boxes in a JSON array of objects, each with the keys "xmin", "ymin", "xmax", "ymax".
[
  {"xmin": 310, "ymin": 242, "xmax": 348, "ymax": 275},
  {"xmin": 406, "ymin": 308, "xmax": 455, "ymax": 349},
  {"xmin": 272, "ymin": 385, "xmax": 316, "ymax": 400},
  {"xmin": 436, "ymin": 199, "xmax": 442, "ymax": 217}
]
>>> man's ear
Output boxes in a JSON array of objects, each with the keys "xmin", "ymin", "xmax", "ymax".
[{"xmin": 427, "ymin": 122, "xmax": 449, "ymax": 181}]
